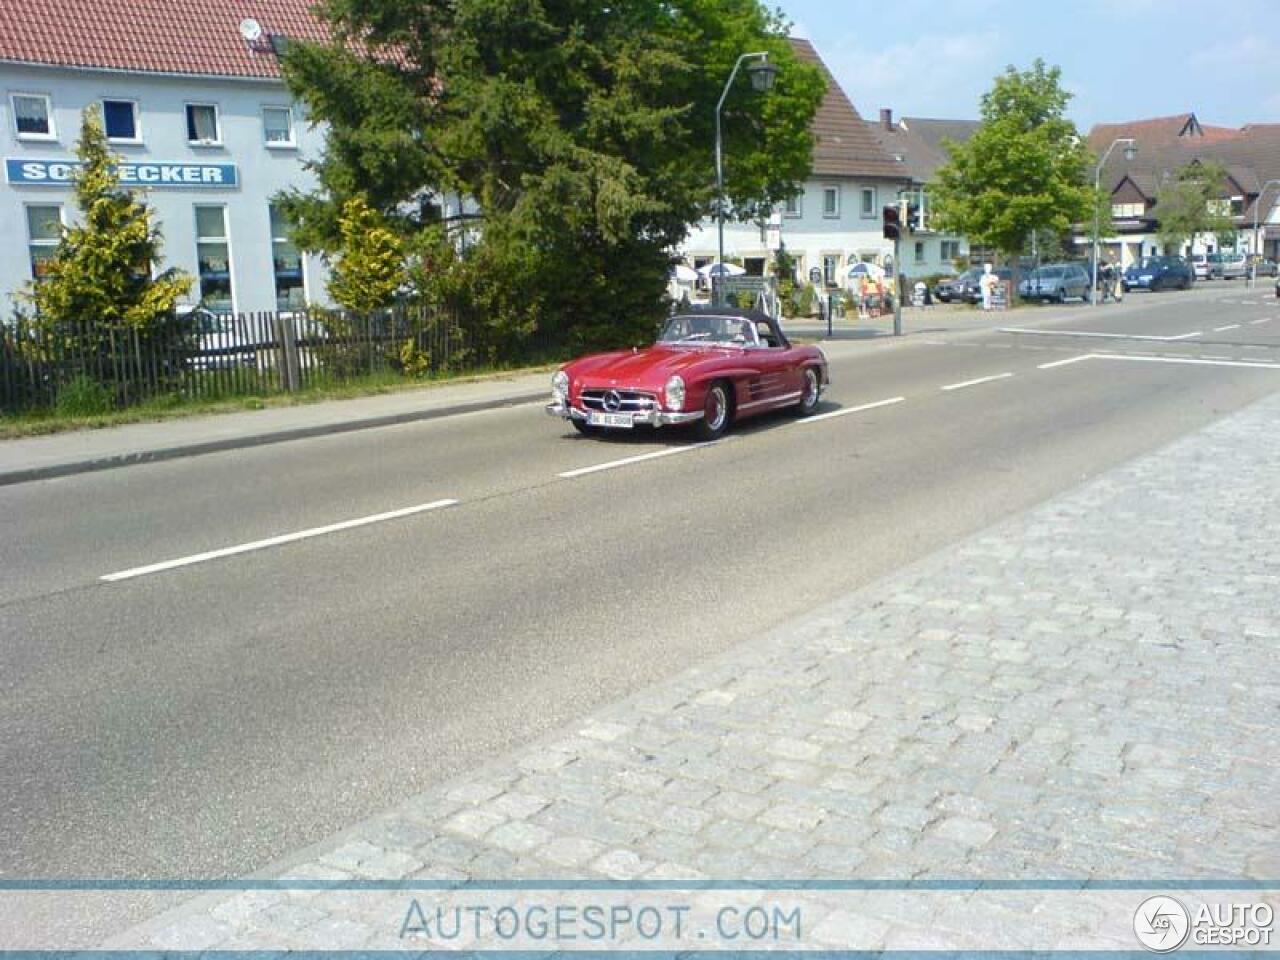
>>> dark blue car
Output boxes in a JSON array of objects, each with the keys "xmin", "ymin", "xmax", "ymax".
[{"xmin": 1123, "ymin": 256, "xmax": 1193, "ymax": 292}]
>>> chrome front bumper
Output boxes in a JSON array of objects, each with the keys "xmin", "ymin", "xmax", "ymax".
[{"xmin": 545, "ymin": 402, "xmax": 704, "ymax": 427}]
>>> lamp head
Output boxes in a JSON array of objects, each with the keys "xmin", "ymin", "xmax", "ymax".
[{"xmin": 747, "ymin": 57, "xmax": 778, "ymax": 93}]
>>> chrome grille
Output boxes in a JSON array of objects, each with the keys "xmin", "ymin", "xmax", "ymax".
[{"xmin": 580, "ymin": 389, "xmax": 658, "ymax": 412}]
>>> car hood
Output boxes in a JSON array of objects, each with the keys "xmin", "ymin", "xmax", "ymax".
[{"xmin": 565, "ymin": 345, "xmax": 742, "ymax": 387}]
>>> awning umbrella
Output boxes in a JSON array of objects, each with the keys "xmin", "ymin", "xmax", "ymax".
[{"xmin": 697, "ymin": 261, "xmax": 747, "ymax": 278}]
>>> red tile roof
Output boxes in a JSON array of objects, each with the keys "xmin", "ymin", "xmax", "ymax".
[{"xmin": 0, "ymin": 0, "xmax": 328, "ymax": 79}]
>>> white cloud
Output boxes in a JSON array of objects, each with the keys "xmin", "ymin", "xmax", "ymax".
[{"xmin": 816, "ymin": 30, "xmax": 1002, "ymax": 118}]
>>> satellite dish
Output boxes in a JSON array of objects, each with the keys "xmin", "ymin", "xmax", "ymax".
[{"xmin": 239, "ymin": 18, "xmax": 263, "ymax": 42}]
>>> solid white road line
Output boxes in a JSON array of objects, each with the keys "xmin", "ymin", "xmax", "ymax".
[
  {"xmin": 941, "ymin": 372, "xmax": 1014, "ymax": 392},
  {"xmin": 1252, "ymin": 318, "xmax": 1272, "ymax": 325},
  {"xmin": 1000, "ymin": 327, "xmax": 1203, "ymax": 342},
  {"xmin": 1037, "ymin": 354, "xmax": 1093, "ymax": 370},
  {"xmin": 101, "ymin": 499, "xmax": 460, "ymax": 582},
  {"xmin": 795, "ymin": 396, "xmax": 906, "ymax": 424},
  {"xmin": 1090, "ymin": 354, "xmax": 1280, "ymax": 370},
  {"xmin": 558, "ymin": 441, "xmax": 726, "ymax": 479},
  {"xmin": 1214, "ymin": 324, "xmax": 1241, "ymax": 332}
]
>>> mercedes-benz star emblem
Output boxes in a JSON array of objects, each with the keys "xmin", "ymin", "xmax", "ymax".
[{"xmin": 603, "ymin": 390, "xmax": 623, "ymax": 413}]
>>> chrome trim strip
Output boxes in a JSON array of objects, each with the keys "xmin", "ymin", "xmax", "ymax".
[
  {"xmin": 737, "ymin": 390, "xmax": 803, "ymax": 412},
  {"xmin": 545, "ymin": 402, "xmax": 703, "ymax": 426}
]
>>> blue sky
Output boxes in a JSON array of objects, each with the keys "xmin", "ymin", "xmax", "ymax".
[{"xmin": 774, "ymin": 0, "xmax": 1279, "ymax": 131}]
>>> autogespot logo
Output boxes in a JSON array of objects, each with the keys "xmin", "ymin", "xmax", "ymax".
[{"xmin": 1134, "ymin": 896, "xmax": 1191, "ymax": 952}]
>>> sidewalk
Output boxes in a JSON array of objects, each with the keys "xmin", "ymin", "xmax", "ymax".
[
  {"xmin": 98, "ymin": 389, "xmax": 1279, "ymax": 949},
  {"xmin": 0, "ymin": 370, "xmax": 550, "ymax": 485}
]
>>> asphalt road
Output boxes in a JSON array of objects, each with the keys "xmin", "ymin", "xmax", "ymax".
[{"xmin": 2, "ymin": 283, "xmax": 1278, "ymax": 904}]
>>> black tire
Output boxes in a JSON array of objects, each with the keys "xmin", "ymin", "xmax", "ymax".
[
  {"xmin": 794, "ymin": 367, "xmax": 821, "ymax": 417},
  {"xmin": 693, "ymin": 381, "xmax": 732, "ymax": 441},
  {"xmin": 570, "ymin": 419, "xmax": 597, "ymax": 437}
]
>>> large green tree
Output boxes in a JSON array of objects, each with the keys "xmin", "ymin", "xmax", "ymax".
[
  {"xmin": 930, "ymin": 60, "xmax": 1094, "ymax": 277},
  {"xmin": 279, "ymin": 0, "xmax": 824, "ymax": 352},
  {"xmin": 1155, "ymin": 160, "xmax": 1234, "ymax": 254}
]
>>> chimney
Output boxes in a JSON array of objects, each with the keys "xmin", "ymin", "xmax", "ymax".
[{"xmin": 880, "ymin": 108, "xmax": 893, "ymax": 131}]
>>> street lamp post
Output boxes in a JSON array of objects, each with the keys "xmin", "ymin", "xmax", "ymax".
[
  {"xmin": 1250, "ymin": 179, "xmax": 1280, "ymax": 287},
  {"xmin": 1092, "ymin": 138, "xmax": 1136, "ymax": 306},
  {"xmin": 714, "ymin": 52, "xmax": 777, "ymax": 304}
]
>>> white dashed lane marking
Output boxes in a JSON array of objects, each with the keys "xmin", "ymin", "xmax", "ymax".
[
  {"xmin": 941, "ymin": 372, "xmax": 1014, "ymax": 392},
  {"xmin": 795, "ymin": 396, "xmax": 906, "ymax": 424},
  {"xmin": 102, "ymin": 499, "xmax": 460, "ymax": 582}
]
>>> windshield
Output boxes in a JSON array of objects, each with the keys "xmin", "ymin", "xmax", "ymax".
[
  {"xmin": 659, "ymin": 314, "xmax": 759, "ymax": 347},
  {"xmin": 1032, "ymin": 267, "xmax": 1064, "ymax": 279},
  {"xmin": 1136, "ymin": 257, "xmax": 1167, "ymax": 269}
]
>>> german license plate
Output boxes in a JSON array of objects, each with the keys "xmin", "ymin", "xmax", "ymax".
[{"xmin": 587, "ymin": 411, "xmax": 634, "ymax": 428}]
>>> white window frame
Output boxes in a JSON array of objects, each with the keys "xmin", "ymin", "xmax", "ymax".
[
  {"xmin": 262, "ymin": 105, "xmax": 296, "ymax": 148},
  {"xmin": 101, "ymin": 98, "xmax": 142, "ymax": 144},
  {"xmin": 860, "ymin": 187, "xmax": 876, "ymax": 218},
  {"xmin": 822, "ymin": 185, "xmax": 840, "ymax": 219},
  {"xmin": 783, "ymin": 193, "xmax": 802, "ymax": 219},
  {"xmin": 11, "ymin": 92, "xmax": 56, "ymax": 141},
  {"xmin": 25, "ymin": 202, "xmax": 64, "ymax": 280},
  {"xmin": 185, "ymin": 102, "xmax": 222, "ymax": 146},
  {"xmin": 269, "ymin": 203, "xmax": 308, "ymax": 310},
  {"xmin": 194, "ymin": 204, "xmax": 235, "ymax": 312},
  {"xmin": 821, "ymin": 253, "xmax": 841, "ymax": 287}
]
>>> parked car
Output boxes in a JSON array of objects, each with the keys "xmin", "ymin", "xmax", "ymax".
[
  {"xmin": 1123, "ymin": 256, "xmax": 1193, "ymax": 292},
  {"xmin": 546, "ymin": 306, "xmax": 828, "ymax": 440},
  {"xmin": 1250, "ymin": 258, "xmax": 1278, "ymax": 278},
  {"xmin": 1275, "ymin": 273, "xmax": 1280, "ymax": 298},
  {"xmin": 933, "ymin": 268, "xmax": 980, "ymax": 302},
  {"xmin": 1017, "ymin": 262, "xmax": 1091, "ymax": 303},
  {"xmin": 1190, "ymin": 253, "xmax": 1210, "ymax": 280},
  {"xmin": 178, "ymin": 304, "xmax": 275, "ymax": 370},
  {"xmin": 1208, "ymin": 252, "xmax": 1247, "ymax": 279}
]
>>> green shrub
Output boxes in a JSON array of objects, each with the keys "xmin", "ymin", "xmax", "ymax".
[{"xmin": 55, "ymin": 375, "xmax": 113, "ymax": 417}]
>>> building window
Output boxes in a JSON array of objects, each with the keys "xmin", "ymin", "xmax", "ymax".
[
  {"xmin": 195, "ymin": 205, "xmax": 233, "ymax": 312},
  {"xmin": 822, "ymin": 254, "xmax": 840, "ymax": 287},
  {"xmin": 263, "ymin": 106, "xmax": 295, "ymax": 147},
  {"xmin": 861, "ymin": 187, "xmax": 876, "ymax": 217},
  {"xmin": 822, "ymin": 186, "xmax": 840, "ymax": 218},
  {"xmin": 1111, "ymin": 202, "xmax": 1144, "ymax": 218},
  {"xmin": 914, "ymin": 240, "xmax": 926, "ymax": 263},
  {"xmin": 742, "ymin": 256, "xmax": 766, "ymax": 278},
  {"xmin": 26, "ymin": 205, "xmax": 62, "ymax": 280},
  {"xmin": 940, "ymin": 240, "xmax": 960, "ymax": 261},
  {"xmin": 270, "ymin": 204, "xmax": 305, "ymax": 311},
  {"xmin": 186, "ymin": 103, "xmax": 220, "ymax": 144},
  {"xmin": 783, "ymin": 193, "xmax": 802, "ymax": 218},
  {"xmin": 12, "ymin": 93, "xmax": 54, "ymax": 139},
  {"xmin": 102, "ymin": 99, "xmax": 139, "ymax": 141}
]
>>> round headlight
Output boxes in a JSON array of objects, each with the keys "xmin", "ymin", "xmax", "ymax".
[
  {"xmin": 665, "ymin": 375, "xmax": 685, "ymax": 412},
  {"xmin": 552, "ymin": 370, "xmax": 569, "ymax": 403}
]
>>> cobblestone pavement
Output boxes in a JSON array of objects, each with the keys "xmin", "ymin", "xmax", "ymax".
[{"xmin": 114, "ymin": 392, "xmax": 1280, "ymax": 948}]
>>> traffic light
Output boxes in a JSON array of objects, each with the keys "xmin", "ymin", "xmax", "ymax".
[{"xmin": 882, "ymin": 204, "xmax": 901, "ymax": 241}]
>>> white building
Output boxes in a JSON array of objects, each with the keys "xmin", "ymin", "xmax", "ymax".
[
  {"xmin": 1, "ymin": 0, "xmax": 330, "ymax": 319},
  {"xmin": 680, "ymin": 40, "xmax": 974, "ymax": 291},
  {"xmin": 681, "ymin": 39, "xmax": 912, "ymax": 292}
]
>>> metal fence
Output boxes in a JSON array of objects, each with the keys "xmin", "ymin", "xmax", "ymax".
[{"xmin": 1, "ymin": 306, "xmax": 556, "ymax": 413}]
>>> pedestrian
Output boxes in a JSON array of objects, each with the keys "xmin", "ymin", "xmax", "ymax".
[{"xmin": 979, "ymin": 263, "xmax": 997, "ymax": 310}]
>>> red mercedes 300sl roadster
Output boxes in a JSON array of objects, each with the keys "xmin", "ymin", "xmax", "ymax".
[{"xmin": 546, "ymin": 306, "xmax": 829, "ymax": 440}]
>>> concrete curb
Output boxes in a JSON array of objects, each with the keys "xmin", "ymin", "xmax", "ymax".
[{"xmin": 0, "ymin": 389, "xmax": 547, "ymax": 487}]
